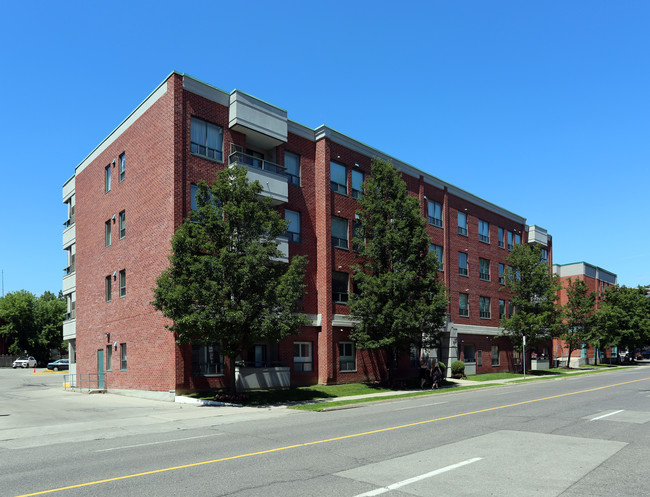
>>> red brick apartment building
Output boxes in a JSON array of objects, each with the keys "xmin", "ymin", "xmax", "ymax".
[
  {"xmin": 552, "ymin": 262, "xmax": 618, "ymax": 366},
  {"xmin": 61, "ymin": 72, "xmax": 552, "ymax": 400}
]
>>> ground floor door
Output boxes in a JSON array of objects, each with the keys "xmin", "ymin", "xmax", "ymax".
[{"xmin": 97, "ymin": 349, "xmax": 105, "ymax": 389}]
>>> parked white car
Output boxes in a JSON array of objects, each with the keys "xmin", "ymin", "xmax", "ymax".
[{"xmin": 12, "ymin": 356, "xmax": 37, "ymax": 368}]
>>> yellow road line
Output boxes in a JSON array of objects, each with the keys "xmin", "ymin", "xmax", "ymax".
[{"xmin": 16, "ymin": 376, "xmax": 649, "ymax": 497}]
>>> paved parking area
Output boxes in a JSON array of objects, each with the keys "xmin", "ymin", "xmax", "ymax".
[{"xmin": 0, "ymin": 368, "xmax": 282, "ymax": 450}]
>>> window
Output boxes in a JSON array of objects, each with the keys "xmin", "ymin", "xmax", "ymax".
[
  {"xmin": 190, "ymin": 117, "xmax": 223, "ymax": 161},
  {"xmin": 105, "ymin": 164, "xmax": 111, "ymax": 193},
  {"xmin": 293, "ymin": 342, "xmax": 313, "ymax": 373},
  {"xmin": 119, "ymin": 153, "xmax": 125, "ymax": 182},
  {"xmin": 499, "ymin": 299, "xmax": 506, "ymax": 318},
  {"xmin": 106, "ymin": 345, "xmax": 112, "ymax": 371},
  {"xmin": 105, "ymin": 220, "xmax": 111, "ymax": 247},
  {"xmin": 509, "ymin": 301, "xmax": 515, "ymax": 316},
  {"xmin": 119, "ymin": 270, "xmax": 126, "ymax": 298},
  {"xmin": 339, "ymin": 342, "xmax": 356, "ymax": 372},
  {"xmin": 285, "ymin": 209, "xmax": 301, "ymax": 243},
  {"xmin": 333, "ymin": 271, "xmax": 349, "ymax": 303},
  {"xmin": 499, "ymin": 263, "xmax": 505, "ymax": 284},
  {"xmin": 458, "ymin": 252, "xmax": 468, "ymax": 276},
  {"xmin": 507, "ymin": 231, "xmax": 513, "ymax": 250},
  {"xmin": 430, "ymin": 244, "xmax": 444, "ymax": 270},
  {"xmin": 459, "ymin": 293, "xmax": 469, "ymax": 317},
  {"xmin": 119, "ymin": 211, "xmax": 125, "ymax": 239},
  {"xmin": 458, "ymin": 211, "xmax": 467, "ymax": 236},
  {"xmin": 120, "ymin": 343, "xmax": 127, "ymax": 371},
  {"xmin": 352, "ymin": 214, "xmax": 364, "ymax": 252},
  {"xmin": 192, "ymin": 343, "xmax": 224, "ymax": 375},
  {"xmin": 284, "ymin": 151, "xmax": 301, "ymax": 186},
  {"xmin": 464, "ymin": 344, "xmax": 476, "ymax": 364},
  {"xmin": 479, "ymin": 220, "xmax": 490, "ymax": 243},
  {"xmin": 331, "ymin": 216, "xmax": 349, "ymax": 249},
  {"xmin": 498, "ymin": 227, "xmax": 504, "ymax": 248},
  {"xmin": 105, "ymin": 275, "xmax": 112, "ymax": 302},
  {"xmin": 491, "ymin": 345, "xmax": 500, "ymax": 366},
  {"xmin": 190, "ymin": 183, "xmax": 198, "ymax": 211},
  {"xmin": 351, "ymin": 170, "xmax": 363, "ymax": 199},
  {"xmin": 252, "ymin": 344, "xmax": 267, "ymax": 367},
  {"xmin": 479, "ymin": 258, "xmax": 490, "ymax": 281},
  {"xmin": 330, "ymin": 161, "xmax": 347, "ymax": 195},
  {"xmin": 514, "ymin": 233, "xmax": 521, "ymax": 245},
  {"xmin": 480, "ymin": 296, "xmax": 491, "ymax": 319},
  {"xmin": 541, "ymin": 248, "xmax": 548, "ymax": 263},
  {"xmin": 428, "ymin": 200, "xmax": 442, "ymax": 227}
]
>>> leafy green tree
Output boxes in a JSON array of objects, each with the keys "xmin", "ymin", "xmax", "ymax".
[
  {"xmin": 152, "ymin": 166, "xmax": 309, "ymax": 393},
  {"xmin": 348, "ymin": 158, "xmax": 448, "ymax": 378},
  {"xmin": 500, "ymin": 243, "xmax": 561, "ymax": 354},
  {"xmin": 593, "ymin": 285, "xmax": 650, "ymax": 358},
  {"xmin": 0, "ymin": 290, "xmax": 66, "ymax": 363},
  {"xmin": 558, "ymin": 278, "xmax": 596, "ymax": 368}
]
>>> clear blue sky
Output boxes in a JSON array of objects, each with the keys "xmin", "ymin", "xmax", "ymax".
[{"xmin": 1, "ymin": 0, "xmax": 649, "ymax": 297}]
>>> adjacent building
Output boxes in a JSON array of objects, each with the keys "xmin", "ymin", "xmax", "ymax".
[
  {"xmin": 62, "ymin": 72, "xmax": 552, "ymax": 399},
  {"xmin": 553, "ymin": 262, "xmax": 618, "ymax": 366}
]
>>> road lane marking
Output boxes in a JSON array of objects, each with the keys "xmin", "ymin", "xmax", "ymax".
[
  {"xmin": 95, "ymin": 433, "xmax": 223, "ymax": 452},
  {"xmin": 395, "ymin": 402, "xmax": 448, "ymax": 411},
  {"xmin": 15, "ymin": 376, "xmax": 649, "ymax": 497},
  {"xmin": 590, "ymin": 410, "xmax": 624, "ymax": 421},
  {"xmin": 351, "ymin": 457, "xmax": 482, "ymax": 496}
]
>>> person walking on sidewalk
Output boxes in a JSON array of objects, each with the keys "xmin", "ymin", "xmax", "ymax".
[
  {"xmin": 431, "ymin": 361, "xmax": 443, "ymax": 389},
  {"xmin": 419, "ymin": 360, "xmax": 430, "ymax": 389}
]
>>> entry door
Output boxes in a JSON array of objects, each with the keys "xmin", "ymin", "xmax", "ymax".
[{"xmin": 97, "ymin": 349, "xmax": 105, "ymax": 389}]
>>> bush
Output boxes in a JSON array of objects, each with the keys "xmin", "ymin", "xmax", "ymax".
[
  {"xmin": 451, "ymin": 360, "xmax": 465, "ymax": 376},
  {"xmin": 437, "ymin": 361, "xmax": 446, "ymax": 374}
]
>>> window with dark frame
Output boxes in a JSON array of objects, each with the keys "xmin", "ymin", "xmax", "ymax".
[
  {"xmin": 339, "ymin": 342, "xmax": 356, "ymax": 372},
  {"xmin": 284, "ymin": 151, "xmax": 301, "ymax": 186},
  {"xmin": 190, "ymin": 117, "xmax": 223, "ymax": 161},
  {"xmin": 105, "ymin": 164, "xmax": 111, "ymax": 193},
  {"xmin": 480, "ymin": 296, "xmax": 491, "ymax": 319},
  {"xmin": 332, "ymin": 271, "xmax": 349, "ymax": 303},
  {"xmin": 119, "ymin": 153, "xmax": 125, "ymax": 182},
  {"xmin": 119, "ymin": 211, "xmax": 125, "ymax": 239},
  {"xmin": 351, "ymin": 169, "xmax": 363, "ymax": 199},
  {"xmin": 458, "ymin": 211, "xmax": 467, "ymax": 236},
  {"xmin": 459, "ymin": 293, "xmax": 469, "ymax": 317},
  {"xmin": 430, "ymin": 244, "xmax": 444, "ymax": 271},
  {"xmin": 498, "ymin": 227, "xmax": 504, "ymax": 248},
  {"xmin": 479, "ymin": 220, "xmax": 490, "ymax": 243},
  {"xmin": 119, "ymin": 270, "xmax": 126, "ymax": 298},
  {"xmin": 331, "ymin": 216, "xmax": 349, "ymax": 249},
  {"xmin": 192, "ymin": 343, "xmax": 224, "ymax": 375},
  {"xmin": 479, "ymin": 257, "xmax": 490, "ymax": 281},
  {"xmin": 458, "ymin": 252, "xmax": 468, "ymax": 276},
  {"xmin": 285, "ymin": 209, "xmax": 301, "ymax": 243},
  {"xmin": 120, "ymin": 343, "xmax": 127, "ymax": 370},
  {"xmin": 330, "ymin": 161, "xmax": 347, "ymax": 195},
  {"xmin": 293, "ymin": 342, "xmax": 313, "ymax": 373},
  {"xmin": 428, "ymin": 200, "xmax": 442, "ymax": 227},
  {"xmin": 105, "ymin": 276, "xmax": 112, "ymax": 302},
  {"xmin": 105, "ymin": 220, "xmax": 111, "ymax": 247}
]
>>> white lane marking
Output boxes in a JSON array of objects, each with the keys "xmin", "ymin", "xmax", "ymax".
[
  {"xmin": 352, "ymin": 457, "xmax": 483, "ymax": 496},
  {"xmin": 96, "ymin": 433, "xmax": 223, "ymax": 452},
  {"xmin": 590, "ymin": 410, "xmax": 624, "ymax": 421},
  {"xmin": 395, "ymin": 402, "xmax": 448, "ymax": 411}
]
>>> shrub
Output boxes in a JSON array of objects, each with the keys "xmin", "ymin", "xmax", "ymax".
[{"xmin": 451, "ymin": 360, "xmax": 465, "ymax": 376}]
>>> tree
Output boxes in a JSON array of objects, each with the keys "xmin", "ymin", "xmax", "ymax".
[
  {"xmin": 593, "ymin": 285, "xmax": 650, "ymax": 359},
  {"xmin": 558, "ymin": 278, "xmax": 596, "ymax": 368},
  {"xmin": 348, "ymin": 158, "xmax": 448, "ymax": 378},
  {"xmin": 0, "ymin": 290, "xmax": 66, "ymax": 364},
  {"xmin": 152, "ymin": 166, "xmax": 309, "ymax": 393},
  {"xmin": 500, "ymin": 243, "xmax": 561, "ymax": 354}
]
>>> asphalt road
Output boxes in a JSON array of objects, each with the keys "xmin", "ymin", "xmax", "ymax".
[{"xmin": 1, "ymin": 365, "xmax": 649, "ymax": 497}]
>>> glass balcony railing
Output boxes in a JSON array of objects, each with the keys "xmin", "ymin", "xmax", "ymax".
[{"xmin": 229, "ymin": 152, "xmax": 286, "ymax": 176}]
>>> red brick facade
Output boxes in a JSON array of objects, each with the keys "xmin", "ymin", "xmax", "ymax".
[{"xmin": 65, "ymin": 72, "xmax": 554, "ymax": 396}]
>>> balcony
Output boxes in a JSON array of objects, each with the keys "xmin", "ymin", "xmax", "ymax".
[
  {"xmin": 229, "ymin": 152, "xmax": 288, "ymax": 205},
  {"xmin": 63, "ymin": 318, "xmax": 76, "ymax": 341}
]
